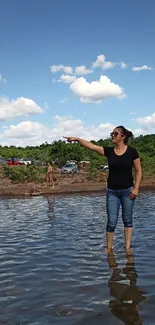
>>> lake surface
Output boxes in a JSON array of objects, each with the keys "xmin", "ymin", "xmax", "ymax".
[{"xmin": 0, "ymin": 192, "xmax": 155, "ymax": 325}]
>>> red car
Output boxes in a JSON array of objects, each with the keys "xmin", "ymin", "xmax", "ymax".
[{"xmin": 7, "ymin": 158, "xmax": 25, "ymax": 166}]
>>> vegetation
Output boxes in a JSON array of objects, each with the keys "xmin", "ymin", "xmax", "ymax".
[
  {"xmin": 3, "ymin": 165, "xmax": 46, "ymax": 183},
  {"xmin": 1, "ymin": 134, "xmax": 155, "ymax": 181}
]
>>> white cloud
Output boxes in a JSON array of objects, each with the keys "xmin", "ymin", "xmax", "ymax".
[
  {"xmin": 132, "ymin": 65, "xmax": 152, "ymax": 72},
  {"xmin": 3, "ymin": 121, "xmax": 46, "ymax": 139},
  {"xmin": 117, "ymin": 93, "xmax": 127, "ymax": 100},
  {"xmin": 2, "ymin": 113, "xmax": 153, "ymax": 147},
  {"xmin": 2, "ymin": 108, "xmax": 155, "ymax": 147},
  {"xmin": 44, "ymin": 102, "xmax": 49, "ymax": 109},
  {"xmin": 120, "ymin": 62, "xmax": 127, "ymax": 69},
  {"xmin": 70, "ymin": 75, "xmax": 126, "ymax": 103},
  {"xmin": 75, "ymin": 65, "xmax": 93, "ymax": 75},
  {"xmin": 50, "ymin": 118, "xmax": 115, "ymax": 142},
  {"xmin": 133, "ymin": 128, "xmax": 150, "ymax": 136},
  {"xmin": 0, "ymin": 116, "xmax": 116, "ymax": 146},
  {"xmin": 60, "ymin": 97, "xmax": 68, "ymax": 103},
  {"xmin": 58, "ymin": 74, "xmax": 76, "ymax": 83},
  {"xmin": 80, "ymin": 98, "xmax": 101, "ymax": 104},
  {"xmin": 0, "ymin": 74, "xmax": 7, "ymax": 84},
  {"xmin": 103, "ymin": 61, "xmax": 116, "ymax": 69},
  {"xmin": 0, "ymin": 97, "xmax": 43, "ymax": 121},
  {"xmin": 54, "ymin": 114, "xmax": 61, "ymax": 120},
  {"xmin": 130, "ymin": 111, "xmax": 138, "ymax": 115},
  {"xmin": 50, "ymin": 65, "xmax": 73, "ymax": 74},
  {"xmin": 53, "ymin": 114, "xmax": 73, "ymax": 121},
  {"xmin": 92, "ymin": 54, "xmax": 105, "ymax": 68},
  {"xmin": 92, "ymin": 54, "xmax": 128, "ymax": 70},
  {"xmin": 136, "ymin": 112, "xmax": 155, "ymax": 130},
  {"xmin": 92, "ymin": 54, "xmax": 116, "ymax": 70}
]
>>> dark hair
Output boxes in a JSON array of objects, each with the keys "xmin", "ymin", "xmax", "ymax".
[
  {"xmin": 47, "ymin": 161, "xmax": 52, "ymax": 165},
  {"xmin": 116, "ymin": 125, "xmax": 133, "ymax": 144}
]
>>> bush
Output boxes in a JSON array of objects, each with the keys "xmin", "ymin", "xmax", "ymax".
[
  {"xmin": 3, "ymin": 165, "xmax": 46, "ymax": 183},
  {"xmin": 86, "ymin": 163, "xmax": 100, "ymax": 180},
  {"xmin": 141, "ymin": 157, "xmax": 155, "ymax": 176}
]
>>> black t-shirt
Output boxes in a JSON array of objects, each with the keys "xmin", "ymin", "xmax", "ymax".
[{"xmin": 104, "ymin": 146, "xmax": 139, "ymax": 190}]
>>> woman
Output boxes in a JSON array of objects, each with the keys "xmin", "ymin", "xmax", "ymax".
[
  {"xmin": 46, "ymin": 162, "xmax": 54, "ymax": 188},
  {"xmin": 64, "ymin": 126, "xmax": 142, "ymax": 255}
]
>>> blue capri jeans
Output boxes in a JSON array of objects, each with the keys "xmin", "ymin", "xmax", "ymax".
[{"xmin": 106, "ymin": 187, "xmax": 135, "ymax": 232}]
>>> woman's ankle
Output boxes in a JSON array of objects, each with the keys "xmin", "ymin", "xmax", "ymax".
[
  {"xmin": 105, "ymin": 247, "xmax": 113, "ymax": 254},
  {"xmin": 125, "ymin": 247, "xmax": 133, "ymax": 255}
]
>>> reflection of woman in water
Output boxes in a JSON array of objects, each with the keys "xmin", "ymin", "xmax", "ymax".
[
  {"xmin": 107, "ymin": 252, "xmax": 145, "ymax": 325},
  {"xmin": 47, "ymin": 196, "xmax": 55, "ymax": 218},
  {"xmin": 64, "ymin": 126, "xmax": 142, "ymax": 255}
]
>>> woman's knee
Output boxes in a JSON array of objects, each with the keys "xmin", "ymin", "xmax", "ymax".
[
  {"xmin": 106, "ymin": 220, "xmax": 117, "ymax": 232},
  {"xmin": 122, "ymin": 213, "xmax": 133, "ymax": 227}
]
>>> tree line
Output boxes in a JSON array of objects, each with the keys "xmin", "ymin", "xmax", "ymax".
[{"xmin": 0, "ymin": 134, "xmax": 155, "ymax": 175}]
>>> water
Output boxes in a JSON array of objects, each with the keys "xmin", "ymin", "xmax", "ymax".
[{"xmin": 0, "ymin": 192, "xmax": 155, "ymax": 325}]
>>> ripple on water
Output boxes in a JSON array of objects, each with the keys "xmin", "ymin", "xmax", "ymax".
[{"xmin": 0, "ymin": 192, "xmax": 155, "ymax": 324}]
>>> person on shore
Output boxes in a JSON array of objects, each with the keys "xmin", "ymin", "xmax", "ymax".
[
  {"xmin": 64, "ymin": 126, "xmax": 142, "ymax": 255},
  {"xmin": 46, "ymin": 162, "xmax": 54, "ymax": 188}
]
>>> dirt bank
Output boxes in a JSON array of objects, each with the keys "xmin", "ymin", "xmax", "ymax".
[{"xmin": 0, "ymin": 172, "xmax": 155, "ymax": 197}]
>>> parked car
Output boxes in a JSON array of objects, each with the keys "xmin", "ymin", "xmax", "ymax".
[
  {"xmin": 97, "ymin": 164, "xmax": 109, "ymax": 171},
  {"xmin": 0, "ymin": 158, "xmax": 7, "ymax": 165},
  {"xmin": 20, "ymin": 158, "xmax": 32, "ymax": 165},
  {"xmin": 103, "ymin": 165, "xmax": 109, "ymax": 171},
  {"xmin": 7, "ymin": 158, "xmax": 25, "ymax": 166},
  {"xmin": 39, "ymin": 160, "xmax": 46, "ymax": 166},
  {"xmin": 27, "ymin": 158, "xmax": 43, "ymax": 166},
  {"xmin": 61, "ymin": 162, "xmax": 79, "ymax": 174},
  {"xmin": 66, "ymin": 160, "xmax": 77, "ymax": 164}
]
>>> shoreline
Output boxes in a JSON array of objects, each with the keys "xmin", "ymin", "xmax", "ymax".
[{"xmin": 1, "ymin": 179, "xmax": 155, "ymax": 198}]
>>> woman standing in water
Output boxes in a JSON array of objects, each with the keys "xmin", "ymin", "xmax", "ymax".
[{"xmin": 64, "ymin": 126, "xmax": 142, "ymax": 255}]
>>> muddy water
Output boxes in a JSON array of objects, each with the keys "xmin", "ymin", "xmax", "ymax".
[{"xmin": 0, "ymin": 192, "xmax": 154, "ymax": 324}]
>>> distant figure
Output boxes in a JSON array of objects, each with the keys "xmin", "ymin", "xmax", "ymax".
[
  {"xmin": 64, "ymin": 125, "xmax": 142, "ymax": 255},
  {"xmin": 12, "ymin": 157, "xmax": 14, "ymax": 165},
  {"xmin": 46, "ymin": 162, "xmax": 54, "ymax": 188}
]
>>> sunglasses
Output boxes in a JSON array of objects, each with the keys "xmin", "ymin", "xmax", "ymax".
[{"xmin": 110, "ymin": 131, "xmax": 123, "ymax": 137}]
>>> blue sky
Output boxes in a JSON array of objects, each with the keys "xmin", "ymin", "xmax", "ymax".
[{"xmin": 0, "ymin": 0, "xmax": 155, "ymax": 146}]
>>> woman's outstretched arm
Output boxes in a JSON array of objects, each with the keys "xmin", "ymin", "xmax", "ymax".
[{"xmin": 63, "ymin": 136, "xmax": 104, "ymax": 155}]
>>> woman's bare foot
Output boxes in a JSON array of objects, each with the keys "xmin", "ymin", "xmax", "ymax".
[
  {"xmin": 126, "ymin": 255, "xmax": 134, "ymax": 264},
  {"xmin": 125, "ymin": 248, "xmax": 133, "ymax": 256}
]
